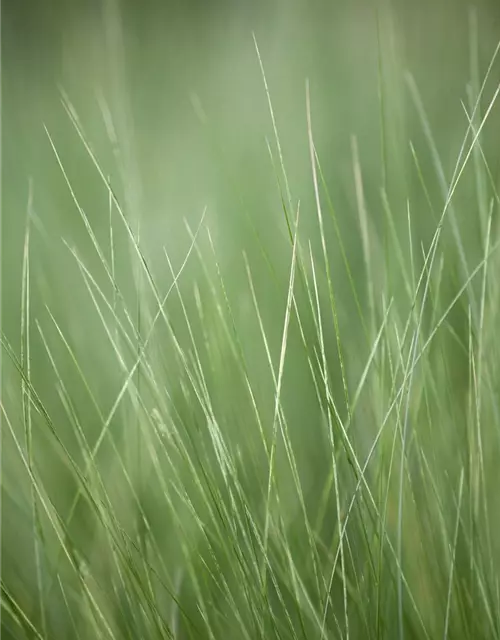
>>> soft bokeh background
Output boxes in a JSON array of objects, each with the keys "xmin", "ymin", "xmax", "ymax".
[
  {"xmin": 5, "ymin": 0, "xmax": 500, "ymax": 289},
  {"xmin": 4, "ymin": 0, "xmax": 500, "ymax": 406},
  {"xmin": 3, "ymin": 1, "xmax": 500, "ymax": 638}
]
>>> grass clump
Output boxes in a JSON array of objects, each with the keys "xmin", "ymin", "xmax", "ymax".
[{"xmin": 3, "ymin": 16, "xmax": 500, "ymax": 640}]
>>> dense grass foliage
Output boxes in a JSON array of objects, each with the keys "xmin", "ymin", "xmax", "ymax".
[{"xmin": 3, "ymin": 3, "xmax": 500, "ymax": 639}]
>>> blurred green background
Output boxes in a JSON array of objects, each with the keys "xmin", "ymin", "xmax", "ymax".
[
  {"xmin": 3, "ymin": 1, "xmax": 500, "ymax": 638},
  {"xmin": 4, "ymin": 0, "xmax": 500, "ymax": 287},
  {"xmin": 4, "ymin": 0, "xmax": 500, "ymax": 399}
]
